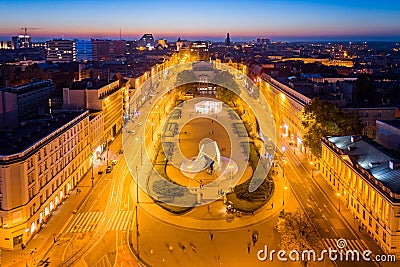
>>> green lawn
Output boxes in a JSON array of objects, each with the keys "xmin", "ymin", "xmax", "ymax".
[{"xmin": 226, "ymin": 177, "xmax": 275, "ymax": 213}]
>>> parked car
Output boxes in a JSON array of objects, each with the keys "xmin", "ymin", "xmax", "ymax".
[
  {"xmin": 112, "ymin": 159, "xmax": 117, "ymax": 165},
  {"xmin": 106, "ymin": 166, "xmax": 112, "ymax": 173}
]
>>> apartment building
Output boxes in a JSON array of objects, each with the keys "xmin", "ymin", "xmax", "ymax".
[
  {"xmin": 0, "ymin": 111, "xmax": 90, "ymax": 249},
  {"xmin": 321, "ymin": 136, "xmax": 400, "ymax": 257}
]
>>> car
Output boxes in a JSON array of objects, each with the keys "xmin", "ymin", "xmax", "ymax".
[
  {"xmin": 127, "ymin": 129, "xmax": 136, "ymax": 134},
  {"xmin": 138, "ymin": 122, "xmax": 143, "ymax": 126},
  {"xmin": 111, "ymin": 159, "xmax": 117, "ymax": 165},
  {"xmin": 106, "ymin": 166, "xmax": 112, "ymax": 173}
]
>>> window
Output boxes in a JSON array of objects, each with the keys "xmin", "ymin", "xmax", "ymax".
[
  {"xmin": 369, "ymin": 216, "xmax": 372, "ymax": 227},
  {"xmin": 383, "ymin": 232, "xmax": 386, "ymax": 243},
  {"xmin": 363, "ymin": 210, "xmax": 366, "ymax": 220}
]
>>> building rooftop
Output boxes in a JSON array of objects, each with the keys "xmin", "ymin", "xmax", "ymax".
[
  {"xmin": 0, "ymin": 111, "xmax": 86, "ymax": 156},
  {"xmin": 378, "ymin": 119, "xmax": 400, "ymax": 130},
  {"xmin": 70, "ymin": 79, "xmax": 113, "ymax": 90},
  {"xmin": 327, "ymin": 136, "xmax": 400, "ymax": 195},
  {"xmin": 0, "ymin": 79, "xmax": 53, "ymax": 94}
]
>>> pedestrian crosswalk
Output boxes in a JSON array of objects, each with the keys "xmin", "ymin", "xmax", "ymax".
[
  {"xmin": 322, "ymin": 238, "xmax": 365, "ymax": 252},
  {"xmin": 65, "ymin": 211, "xmax": 133, "ymax": 233}
]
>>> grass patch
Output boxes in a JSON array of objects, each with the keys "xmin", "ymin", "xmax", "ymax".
[
  {"xmin": 226, "ymin": 178, "xmax": 275, "ymax": 213},
  {"xmin": 163, "ymin": 123, "xmax": 178, "ymax": 137},
  {"xmin": 234, "ymin": 122, "xmax": 248, "ymax": 137},
  {"xmin": 149, "ymin": 143, "xmax": 195, "ymax": 214},
  {"xmin": 228, "ymin": 109, "xmax": 239, "ymax": 120},
  {"xmin": 169, "ymin": 109, "xmax": 182, "ymax": 119}
]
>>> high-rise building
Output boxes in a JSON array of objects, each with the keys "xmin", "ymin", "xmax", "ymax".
[
  {"xmin": 0, "ymin": 80, "xmax": 54, "ymax": 130},
  {"xmin": 91, "ymin": 39, "xmax": 113, "ymax": 61},
  {"xmin": 46, "ymin": 39, "xmax": 76, "ymax": 63},
  {"xmin": 0, "ymin": 41, "xmax": 12, "ymax": 49},
  {"xmin": 112, "ymin": 40, "xmax": 126, "ymax": 58},
  {"xmin": 11, "ymin": 35, "xmax": 31, "ymax": 49},
  {"xmin": 256, "ymin": 37, "xmax": 270, "ymax": 46},
  {"xmin": 0, "ymin": 110, "xmax": 90, "ymax": 250},
  {"xmin": 75, "ymin": 39, "xmax": 92, "ymax": 62},
  {"xmin": 137, "ymin": 33, "xmax": 155, "ymax": 49}
]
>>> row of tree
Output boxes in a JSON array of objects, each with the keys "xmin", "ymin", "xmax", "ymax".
[{"xmin": 301, "ymin": 98, "xmax": 363, "ymax": 157}]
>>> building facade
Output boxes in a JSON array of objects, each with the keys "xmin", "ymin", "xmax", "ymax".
[
  {"xmin": 259, "ymin": 73, "xmax": 310, "ymax": 152},
  {"xmin": 343, "ymin": 107, "xmax": 398, "ymax": 139},
  {"xmin": 321, "ymin": 136, "xmax": 400, "ymax": 257},
  {"xmin": 75, "ymin": 39, "xmax": 92, "ymax": 62},
  {"xmin": 376, "ymin": 120, "xmax": 400, "ymax": 153},
  {"xmin": 0, "ymin": 111, "xmax": 90, "ymax": 250},
  {"xmin": 46, "ymin": 39, "xmax": 76, "ymax": 63},
  {"xmin": 63, "ymin": 79, "xmax": 123, "ymax": 143},
  {"xmin": 12, "ymin": 35, "xmax": 31, "ymax": 49},
  {"xmin": 0, "ymin": 80, "xmax": 54, "ymax": 130}
]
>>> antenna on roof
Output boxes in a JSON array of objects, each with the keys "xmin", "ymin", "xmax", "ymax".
[{"xmin": 120, "ymin": 28, "xmax": 122, "ymax": 40}]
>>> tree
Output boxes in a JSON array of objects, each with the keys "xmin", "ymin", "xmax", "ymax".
[
  {"xmin": 277, "ymin": 210, "xmax": 320, "ymax": 266},
  {"xmin": 212, "ymin": 70, "xmax": 240, "ymax": 105},
  {"xmin": 175, "ymin": 70, "xmax": 197, "ymax": 87},
  {"xmin": 302, "ymin": 98, "xmax": 363, "ymax": 157}
]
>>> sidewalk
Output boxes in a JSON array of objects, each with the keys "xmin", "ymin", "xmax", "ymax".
[{"xmin": 1, "ymin": 136, "xmax": 122, "ymax": 267}]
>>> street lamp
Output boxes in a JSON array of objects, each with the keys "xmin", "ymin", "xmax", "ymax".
[
  {"xmin": 106, "ymin": 142, "xmax": 109, "ymax": 167},
  {"xmin": 283, "ymin": 186, "xmax": 288, "ymax": 205},
  {"xmin": 336, "ymin": 192, "xmax": 341, "ymax": 212},
  {"xmin": 309, "ymin": 161, "xmax": 314, "ymax": 178},
  {"xmin": 135, "ymin": 166, "xmax": 140, "ymax": 259},
  {"xmin": 282, "ymin": 159, "xmax": 286, "ymax": 178},
  {"xmin": 91, "ymin": 154, "xmax": 95, "ymax": 187}
]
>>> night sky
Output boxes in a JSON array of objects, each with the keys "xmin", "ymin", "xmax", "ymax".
[{"xmin": 0, "ymin": 0, "xmax": 399, "ymax": 41}]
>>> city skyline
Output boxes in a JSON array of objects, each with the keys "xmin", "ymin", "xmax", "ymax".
[{"xmin": 0, "ymin": 0, "xmax": 400, "ymax": 41}]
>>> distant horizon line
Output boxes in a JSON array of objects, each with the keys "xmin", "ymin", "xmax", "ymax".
[{"xmin": 1, "ymin": 34, "xmax": 399, "ymax": 43}]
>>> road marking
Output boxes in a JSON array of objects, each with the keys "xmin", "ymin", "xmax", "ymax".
[
  {"xmin": 330, "ymin": 226, "xmax": 339, "ymax": 236},
  {"xmin": 64, "ymin": 211, "xmax": 132, "ymax": 233},
  {"xmin": 322, "ymin": 238, "xmax": 365, "ymax": 253}
]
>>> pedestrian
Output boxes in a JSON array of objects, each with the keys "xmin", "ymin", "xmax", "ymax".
[
  {"xmin": 207, "ymin": 205, "xmax": 210, "ymax": 213},
  {"xmin": 212, "ymin": 131, "xmax": 214, "ymax": 134},
  {"xmin": 190, "ymin": 243, "xmax": 197, "ymax": 253},
  {"xmin": 210, "ymin": 232, "xmax": 214, "ymax": 241},
  {"xmin": 247, "ymin": 242, "xmax": 251, "ymax": 253},
  {"xmin": 271, "ymin": 203, "xmax": 274, "ymax": 209}
]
